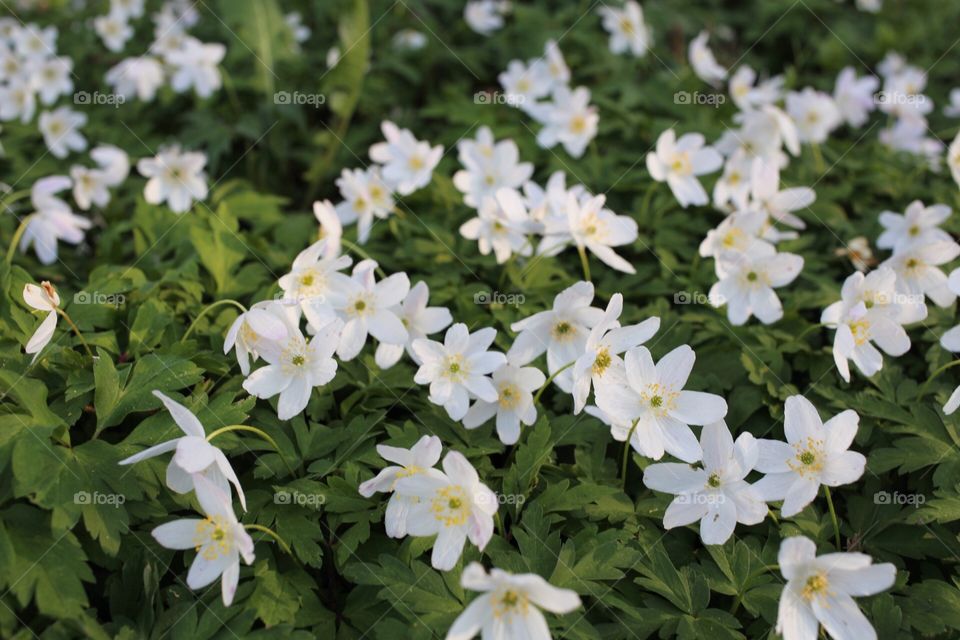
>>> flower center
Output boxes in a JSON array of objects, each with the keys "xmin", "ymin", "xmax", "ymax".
[
  {"xmin": 593, "ymin": 347, "xmax": 612, "ymax": 375},
  {"xmin": 787, "ymin": 437, "xmax": 825, "ymax": 476},
  {"xmin": 194, "ymin": 516, "xmax": 233, "ymax": 559},
  {"xmin": 849, "ymin": 318, "xmax": 871, "ymax": 346},
  {"xmin": 801, "ymin": 573, "xmax": 830, "ymax": 602},
  {"xmin": 908, "ymin": 225, "xmax": 920, "ymax": 236},
  {"xmin": 551, "ymin": 320, "xmax": 576, "ymax": 342},
  {"xmin": 408, "ymin": 155, "xmax": 425, "ymax": 170},
  {"xmin": 707, "ymin": 473, "xmax": 721, "ymax": 488},
  {"xmin": 570, "ymin": 115, "xmax": 587, "ymax": 134},
  {"xmin": 642, "ymin": 383, "xmax": 678, "ymax": 416},
  {"xmin": 498, "ymin": 383, "xmax": 521, "ymax": 409},
  {"xmin": 443, "ymin": 355, "xmax": 467, "ymax": 381},
  {"xmin": 291, "ymin": 354, "xmax": 305, "ymax": 366},
  {"xmin": 670, "ymin": 152, "xmax": 692, "ymax": 175},
  {"xmin": 431, "ymin": 485, "xmax": 470, "ymax": 527}
]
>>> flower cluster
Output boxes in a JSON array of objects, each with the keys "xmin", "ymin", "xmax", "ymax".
[{"xmin": 497, "ymin": 40, "xmax": 598, "ymax": 157}]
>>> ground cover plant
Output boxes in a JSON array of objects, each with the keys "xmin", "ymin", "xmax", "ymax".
[{"xmin": 2, "ymin": 0, "xmax": 960, "ymax": 638}]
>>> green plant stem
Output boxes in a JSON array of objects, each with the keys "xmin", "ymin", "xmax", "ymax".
[
  {"xmin": 56, "ymin": 308, "xmax": 93, "ymax": 359},
  {"xmin": 5, "ymin": 213, "xmax": 33, "ymax": 265},
  {"xmin": 795, "ymin": 323, "xmax": 826, "ymax": 342},
  {"xmin": 341, "ymin": 238, "xmax": 387, "ymax": 278},
  {"xmin": 0, "ymin": 189, "xmax": 32, "ymax": 211},
  {"xmin": 182, "ymin": 299, "xmax": 248, "ymax": 342},
  {"xmin": 811, "ymin": 143, "xmax": 826, "ymax": 174},
  {"xmin": 577, "ymin": 244, "xmax": 591, "ymax": 282},
  {"xmin": 533, "ymin": 361, "xmax": 575, "ymax": 405},
  {"xmin": 919, "ymin": 359, "xmax": 960, "ymax": 398},
  {"xmin": 823, "ymin": 486, "xmax": 841, "ymax": 549},
  {"xmin": 495, "ymin": 512, "xmax": 505, "ymax": 539},
  {"xmin": 621, "ymin": 419, "xmax": 641, "ymax": 490},
  {"xmin": 207, "ymin": 424, "xmax": 295, "ymax": 476},
  {"xmin": 244, "ymin": 523, "xmax": 293, "ymax": 556}
]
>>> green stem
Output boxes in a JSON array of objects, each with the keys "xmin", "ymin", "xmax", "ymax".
[
  {"xmin": 918, "ymin": 359, "xmax": 960, "ymax": 399},
  {"xmin": 0, "ymin": 189, "xmax": 32, "ymax": 211},
  {"xmin": 181, "ymin": 299, "xmax": 247, "ymax": 342},
  {"xmin": 823, "ymin": 486, "xmax": 841, "ymax": 549},
  {"xmin": 621, "ymin": 419, "xmax": 641, "ymax": 490},
  {"xmin": 577, "ymin": 244, "xmax": 591, "ymax": 282},
  {"xmin": 341, "ymin": 238, "xmax": 387, "ymax": 278},
  {"xmin": 56, "ymin": 308, "xmax": 93, "ymax": 359},
  {"xmin": 207, "ymin": 424, "xmax": 295, "ymax": 476},
  {"xmin": 533, "ymin": 360, "xmax": 575, "ymax": 405},
  {"xmin": 811, "ymin": 143, "xmax": 826, "ymax": 174},
  {"xmin": 795, "ymin": 323, "xmax": 825, "ymax": 342},
  {"xmin": 495, "ymin": 512, "xmax": 505, "ymax": 539},
  {"xmin": 729, "ymin": 594, "xmax": 741, "ymax": 615},
  {"xmin": 244, "ymin": 523, "xmax": 293, "ymax": 555},
  {"xmin": 5, "ymin": 213, "xmax": 33, "ymax": 265}
]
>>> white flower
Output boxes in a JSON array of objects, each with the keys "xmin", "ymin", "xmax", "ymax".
[
  {"xmin": 835, "ymin": 236, "xmax": 875, "ymax": 273},
  {"xmin": 447, "ymin": 562, "xmax": 581, "ymax": 640},
  {"xmin": 166, "ymin": 37, "xmax": 226, "ymax": 98},
  {"xmin": 717, "ymin": 105, "xmax": 800, "ymax": 162},
  {"xmin": 453, "ymin": 126, "xmax": 533, "ymax": 208},
  {"xmin": 335, "ymin": 167, "xmax": 394, "ymax": 243},
  {"xmin": 507, "ymin": 281, "xmax": 604, "ymax": 390},
  {"xmin": 542, "ymin": 39, "xmax": 569, "ymax": 89},
  {"xmin": 644, "ymin": 420, "xmax": 766, "ymax": 544},
  {"xmin": 94, "ymin": 11, "xmax": 133, "ymax": 52},
  {"xmin": 325, "ymin": 47, "xmax": 340, "ymax": 69},
  {"xmin": 939, "ymin": 269, "xmax": 960, "ymax": 354},
  {"xmin": 460, "ymin": 187, "xmax": 539, "ymax": 264},
  {"xmin": 595, "ymin": 345, "xmax": 728, "ymax": 462},
  {"xmin": 879, "ymin": 69, "xmax": 931, "ymax": 121},
  {"xmin": 394, "ymin": 451, "xmax": 498, "ymax": 571},
  {"xmin": 137, "ymin": 146, "xmax": 209, "ymax": 214},
  {"xmin": 392, "ymin": 29, "xmax": 427, "ymax": 51},
  {"xmin": 327, "ymin": 259, "xmax": 409, "ymax": 361},
  {"xmin": 944, "ymin": 88, "xmax": 960, "ymax": 118},
  {"xmin": 646, "ymin": 128, "xmax": 723, "ymax": 208},
  {"xmin": 22, "ymin": 281, "xmax": 59, "ymax": 362},
  {"xmin": 729, "ymin": 65, "xmax": 782, "ymax": 110},
  {"xmin": 712, "ymin": 151, "xmax": 753, "ymax": 211},
  {"xmin": 462, "ymin": 363, "xmax": 545, "ymax": 445},
  {"xmin": 498, "ymin": 58, "xmax": 552, "ymax": 111},
  {"xmin": 748, "ymin": 158, "xmax": 815, "ymax": 230},
  {"xmin": 111, "ymin": 0, "xmax": 145, "ymax": 20},
  {"xmin": 877, "ymin": 200, "xmax": 952, "ymax": 252},
  {"xmin": 880, "ymin": 117, "xmax": 942, "ymax": 165},
  {"xmin": 464, "ymin": 0, "xmax": 510, "ymax": 36},
  {"xmin": 285, "ymin": 11, "xmax": 310, "ymax": 44},
  {"xmin": 277, "ymin": 239, "xmax": 352, "ymax": 329},
  {"xmin": 21, "ymin": 175, "xmax": 92, "ymax": 265},
  {"xmin": 39, "ymin": 107, "xmax": 87, "ymax": 159},
  {"xmin": 223, "ymin": 301, "xmax": 292, "ymax": 376},
  {"xmin": 32, "ymin": 56, "xmax": 73, "ymax": 105},
  {"xmin": 699, "ymin": 210, "xmax": 772, "ymax": 259},
  {"xmin": 70, "ymin": 165, "xmax": 110, "ymax": 210},
  {"xmin": 689, "ymin": 31, "xmax": 727, "ymax": 86},
  {"xmin": 880, "ymin": 240, "xmax": 960, "ymax": 308},
  {"xmin": 106, "ymin": 56, "xmax": 165, "ymax": 101},
  {"xmin": 533, "ymin": 85, "xmax": 598, "ymax": 158},
  {"xmin": 369, "ymin": 121, "xmax": 443, "ymax": 196},
  {"xmin": 374, "ymin": 280, "xmax": 453, "ymax": 369},
  {"xmin": 243, "ymin": 319, "xmax": 340, "ymax": 420},
  {"xmin": 833, "ymin": 67, "xmax": 878, "ymax": 127},
  {"xmin": 598, "ymin": 0, "xmax": 652, "ymax": 58},
  {"xmin": 775, "ymin": 536, "xmax": 895, "ymax": 640},
  {"xmin": 950, "ymin": 133, "xmax": 960, "ymax": 189},
  {"xmin": 710, "ymin": 243, "xmax": 804, "ymax": 325},
  {"xmin": 527, "ymin": 171, "xmax": 581, "ymax": 230},
  {"xmin": 118, "ymin": 391, "xmax": 247, "ymax": 509},
  {"xmin": 786, "ymin": 88, "xmax": 842, "ymax": 144},
  {"xmin": 359, "ymin": 435, "xmax": 445, "ymax": 538},
  {"xmin": 313, "ymin": 199, "xmax": 342, "ymax": 259},
  {"xmin": 753, "ymin": 396, "xmax": 865, "ymax": 517},
  {"xmin": 412, "ymin": 323, "xmax": 507, "ymax": 421},
  {"xmin": 14, "ymin": 24, "xmax": 57, "ymax": 60},
  {"xmin": 91, "ymin": 144, "xmax": 130, "ymax": 186},
  {"xmin": 820, "ymin": 268, "xmax": 922, "ymax": 382},
  {"xmin": 151, "ymin": 474, "xmax": 254, "ymax": 606},
  {"xmin": 571, "ymin": 293, "xmax": 660, "ymax": 413},
  {"xmin": 550, "ymin": 192, "xmax": 637, "ymax": 273}
]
